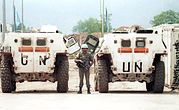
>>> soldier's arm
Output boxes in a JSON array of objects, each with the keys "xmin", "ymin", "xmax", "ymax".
[{"xmin": 75, "ymin": 53, "xmax": 83, "ymax": 63}]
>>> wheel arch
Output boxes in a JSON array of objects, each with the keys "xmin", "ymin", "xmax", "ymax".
[
  {"xmin": 96, "ymin": 53, "xmax": 113, "ymax": 66},
  {"xmin": 55, "ymin": 53, "xmax": 68, "ymax": 66},
  {"xmin": 152, "ymin": 54, "xmax": 163, "ymax": 66}
]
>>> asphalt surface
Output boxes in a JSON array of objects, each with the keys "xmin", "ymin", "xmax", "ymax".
[{"xmin": 0, "ymin": 60, "xmax": 179, "ymax": 110}]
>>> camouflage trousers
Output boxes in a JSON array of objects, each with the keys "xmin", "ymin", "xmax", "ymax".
[{"xmin": 79, "ymin": 68, "xmax": 90, "ymax": 88}]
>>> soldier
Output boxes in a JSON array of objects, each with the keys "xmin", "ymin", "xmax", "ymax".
[{"xmin": 75, "ymin": 44, "xmax": 93, "ymax": 94}]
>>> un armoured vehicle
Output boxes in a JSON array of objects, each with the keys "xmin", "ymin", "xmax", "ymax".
[
  {"xmin": 152, "ymin": 24, "xmax": 179, "ymax": 90},
  {"xmin": 93, "ymin": 30, "xmax": 167, "ymax": 93},
  {"xmin": 0, "ymin": 32, "xmax": 79, "ymax": 93}
]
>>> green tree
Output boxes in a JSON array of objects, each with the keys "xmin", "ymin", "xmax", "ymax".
[
  {"xmin": 73, "ymin": 18, "xmax": 101, "ymax": 34},
  {"xmin": 151, "ymin": 10, "xmax": 179, "ymax": 26},
  {"xmin": 73, "ymin": 15, "xmax": 112, "ymax": 34}
]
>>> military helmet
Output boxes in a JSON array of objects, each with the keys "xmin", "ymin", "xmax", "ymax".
[{"xmin": 81, "ymin": 44, "xmax": 88, "ymax": 49}]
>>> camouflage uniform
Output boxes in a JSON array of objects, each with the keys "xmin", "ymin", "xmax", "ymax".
[{"xmin": 75, "ymin": 52, "xmax": 93, "ymax": 89}]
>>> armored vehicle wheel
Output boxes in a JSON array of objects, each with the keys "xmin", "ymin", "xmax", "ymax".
[
  {"xmin": 153, "ymin": 61, "xmax": 165, "ymax": 93},
  {"xmin": 94, "ymin": 76, "xmax": 99, "ymax": 91},
  {"xmin": 1, "ymin": 56, "xmax": 13, "ymax": 93},
  {"xmin": 57, "ymin": 56, "xmax": 69, "ymax": 93},
  {"xmin": 146, "ymin": 82, "xmax": 154, "ymax": 92},
  {"xmin": 11, "ymin": 80, "xmax": 16, "ymax": 91},
  {"xmin": 98, "ymin": 60, "xmax": 109, "ymax": 93}
]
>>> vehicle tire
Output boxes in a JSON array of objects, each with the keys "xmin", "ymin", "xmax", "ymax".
[
  {"xmin": 1, "ymin": 56, "xmax": 13, "ymax": 93},
  {"xmin": 56, "ymin": 56, "xmax": 69, "ymax": 93},
  {"xmin": 11, "ymin": 80, "xmax": 16, "ymax": 91},
  {"xmin": 153, "ymin": 61, "xmax": 165, "ymax": 93},
  {"xmin": 146, "ymin": 82, "xmax": 153, "ymax": 92},
  {"xmin": 94, "ymin": 75, "xmax": 99, "ymax": 91},
  {"xmin": 98, "ymin": 60, "xmax": 109, "ymax": 93}
]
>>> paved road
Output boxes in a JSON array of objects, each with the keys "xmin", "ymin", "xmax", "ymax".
[{"xmin": 0, "ymin": 60, "xmax": 179, "ymax": 110}]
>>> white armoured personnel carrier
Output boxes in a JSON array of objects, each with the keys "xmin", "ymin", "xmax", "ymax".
[
  {"xmin": 152, "ymin": 24, "xmax": 179, "ymax": 90},
  {"xmin": 94, "ymin": 30, "xmax": 167, "ymax": 93},
  {"xmin": 0, "ymin": 33, "xmax": 79, "ymax": 93}
]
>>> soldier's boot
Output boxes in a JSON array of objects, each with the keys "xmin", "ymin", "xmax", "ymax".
[
  {"xmin": 87, "ymin": 87, "xmax": 91, "ymax": 94},
  {"xmin": 78, "ymin": 87, "xmax": 82, "ymax": 94}
]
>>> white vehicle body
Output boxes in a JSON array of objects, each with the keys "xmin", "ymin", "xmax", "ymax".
[
  {"xmin": 94, "ymin": 30, "xmax": 167, "ymax": 93},
  {"xmin": 2, "ymin": 33, "xmax": 66, "ymax": 74},
  {"xmin": 100, "ymin": 33, "xmax": 166, "ymax": 75},
  {"xmin": 152, "ymin": 24, "xmax": 179, "ymax": 89},
  {"xmin": 0, "ymin": 32, "xmax": 79, "ymax": 93}
]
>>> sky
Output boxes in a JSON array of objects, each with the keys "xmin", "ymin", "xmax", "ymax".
[{"xmin": 0, "ymin": 0, "xmax": 179, "ymax": 34}]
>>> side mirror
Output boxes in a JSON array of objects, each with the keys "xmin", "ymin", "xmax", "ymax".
[{"xmin": 65, "ymin": 37, "xmax": 81, "ymax": 54}]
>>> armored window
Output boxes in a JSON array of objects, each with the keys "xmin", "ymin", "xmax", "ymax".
[
  {"xmin": 136, "ymin": 38, "xmax": 146, "ymax": 48},
  {"xmin": 22, "ymin": 38, "xmax": 31, "ymax": 46},
  {"xmin": 87, "ymin": 38, "xmax": 98, "ymax": 46},
  {"xmin": 37, "ymin": 38, "xmax": 46, "ymax": 46},
  {"xmin": 121, "ymin": 39, "xmax": 131, "ymax": 47},
  {"xmin": 66, "ymin": 37, "xmax": 76, "ymax": 48}
]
